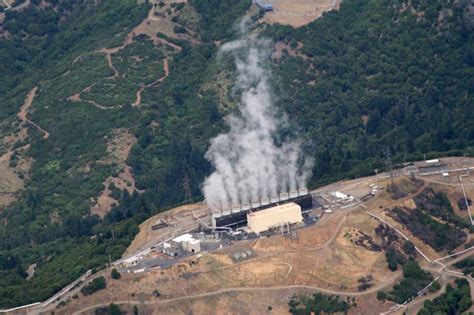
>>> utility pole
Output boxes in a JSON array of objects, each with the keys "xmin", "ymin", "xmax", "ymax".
[
  {"xmin": 385, "ymin": 147, "xmax": 394, "ymax": 187},
  {"xmin": 111, "ymin": 228, "xmax": 115, "ymax": 240}
]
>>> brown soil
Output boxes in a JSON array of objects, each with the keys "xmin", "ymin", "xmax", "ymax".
[
  {"xmin": 429, "ymin": 182, "xmax": 473, "ymax": 220},
  {"xmin": 273, "ymin": 41, "xmax": 309, "ymax": 61},
  {"xmin": 0, "ymin": 155, "xmax": 24, "ymax": 207},
  {"xmin": 90, "ymin": 129, "xmax": 140, "ymax": 217},
  {"xmin": 67, "ymin": 84, "xmax": 114, "ymax": 110},
  {"xmin": 102, "ymin": 51, "xmax": 120, "ymax": 79},
  {"xmin": 132, "ymin": 58, "xmax": 170, "ymax": 107},
  {"xmin": 100, "ymin": 6, "xmax": 184, "ymax": 59},
  {"xmin": 18, "ymin": 86, "xmax": 50, "ymax": 139},
  {"xmin": 56, "ymin": 209, "xmax": 397, "ymax": 314},
  {"xmin": 262, "ymin": 0, "xmax": 341, "ymax": 27},
  {"xmin": 0, "ymin": 86, "xmax": 43, "ymax": 206}
]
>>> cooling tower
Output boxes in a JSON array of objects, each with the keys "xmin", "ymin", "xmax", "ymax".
[
  {"xmin": 298, "ymin": 188, "xmax": 309, "ymax": 196},
  {"xmin": 251, "ymin": 198, "xmax": 261, "ymax": 209},
  {"xmin": 270, "ymin": 195, "xmax": 280, "ymax": 203},
  {"xmin": 231, "ymin": 204, "xmax": 242, "ymax": 213},
  {"xmin": 289, "ymin": 190, "xmax": 298, "ymax": 199},
  {"xmin": 279, "ymin": 192, "xmax": 289, "ymax": 201}
]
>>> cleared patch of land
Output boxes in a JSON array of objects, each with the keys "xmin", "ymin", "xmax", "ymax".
[
  {"xmin": 54, "ymin": 208, "xmax": 399, "ymax": 314},
  {"xmin": 262, "ymin": 0, "xmax": 341, "ymax": 27},
  {"xmin": 91, "ymin": 129, "xmax": 139, "ymax": 218}
]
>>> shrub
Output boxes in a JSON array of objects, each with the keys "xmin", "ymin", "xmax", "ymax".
[
  {"xmin": 111, "ymin": 268, "xmax": 121, "ymax": 279},
  {"xmin": 377, "ymin": 291, "xmax": 387, "ymax": 301},
  {"xmin": 81, "ymin": 276, "xmax": 106, "ymax": 295},
  {"xmin": 173, "ymin": 25, "xmax": 187, "ymax": 34}
]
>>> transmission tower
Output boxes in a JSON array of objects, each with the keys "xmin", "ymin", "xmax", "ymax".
[{"xmin": 183, "ymin": 174, "xmax": 192, "ymax": 200}]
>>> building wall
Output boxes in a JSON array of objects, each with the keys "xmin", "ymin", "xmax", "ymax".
[
  {"xmin": 213, "ymin": 194, "xmax": 312, "ymax": 228},
  {"xmin": 247, "ymin": 202, "xmax": 302, "ymax": 234}
]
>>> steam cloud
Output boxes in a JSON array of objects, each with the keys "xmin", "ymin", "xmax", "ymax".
[{"xmin": 202, "ymin": 24, "xmax": 313, "ymax": 214}]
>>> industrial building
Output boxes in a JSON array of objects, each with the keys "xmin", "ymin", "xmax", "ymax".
[
  {"xmin": 172, "ymin": 233, "xmax": 201, "ymax": 253},
  {"xmin": 253, "ymin": 0, "xmax": 273, "ymax": 11},
  {"xmin": 247, "ymin": 202, "xmax": 303, "ymax": 234},
  {"xmin": 212, "ymin": 189, "xmax": 312, "ymax": 228},
  {"xmin": 418, "ymin": 163, "xmax": 449, "ymax": 175}
]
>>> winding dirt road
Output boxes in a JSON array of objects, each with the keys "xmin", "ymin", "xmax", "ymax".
[
  {"xmin": 72, "ymin": 274, "xmax": 402, "ymax": 315},
  {"xmin": 18, "ymin": 86, "xmax": 50, "ymax": 139},
  {"xmin": 132, "ymin": 58, "xmax": 170, "ymax": 107}
]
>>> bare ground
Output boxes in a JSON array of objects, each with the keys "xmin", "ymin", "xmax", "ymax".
[
  {"xmin": 262, "ymin": 0, "xmax": 342, "ymax": 27},
  {"xmin": 0, "ymin": 86, "xmax": 43, "ymax": 206},
  {"xmin": 132, "ymin": 57, "xmax": 170, "ymax": 107},
  {"xmin": 90, "ymin": 129, "xmax": 140, "ymax": 218},
  {"xmin": 18, "ymin": 87, "xmax": 49, "ymax": 139},
  {"xmin": 56, "ymin": 207, "xmax": 399, "ymax": 314},
  {"xmin": 67, "ymin": 84, "xmax": 116, "ymax": 110}
]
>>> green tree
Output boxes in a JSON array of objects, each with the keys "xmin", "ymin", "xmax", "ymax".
[{"xmin": 111, "ymin": 268, "xmax": 121, "ymax": 280}]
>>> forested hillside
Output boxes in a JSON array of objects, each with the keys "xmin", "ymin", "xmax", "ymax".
[{"xmin": 0, "ymin": 0, "xmax": 472, "ymax": 308}]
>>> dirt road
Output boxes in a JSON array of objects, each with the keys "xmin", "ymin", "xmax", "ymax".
[
  {"xmin": 71, "ymin": 274, "xmax": 401, "ymax": 315},
  {"xmin": 406, "ymin": 249, "xmax": 474, "ymax": 314},
  {"xmin": 132, "ymin": 58, "xmax": 170, "ymax": 107},
  {"xmin": 18, "ymin": 86, "xmax": 50, "ymax": 139}
]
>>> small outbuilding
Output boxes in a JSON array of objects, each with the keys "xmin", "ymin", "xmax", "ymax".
[{"xmin": 253, "ymin": 0, "xmax": 273, "ymax": 11}]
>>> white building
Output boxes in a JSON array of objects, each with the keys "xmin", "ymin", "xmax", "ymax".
[
  {"xmin": 247, "ymin": 202, "xmax": 303, "ymax": 234},
  {"xmin": 172, "ymin": 233, "xmax": 201, "ymax": 253}
]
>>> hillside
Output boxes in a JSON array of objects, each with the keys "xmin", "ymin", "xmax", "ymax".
[
  {"xmin": 0, "ymin": 0, "xmax": 473, "ymax": 309},
  {"xmin": 35, "ymin": 160, "xmax": 474, "ymax": 314}
]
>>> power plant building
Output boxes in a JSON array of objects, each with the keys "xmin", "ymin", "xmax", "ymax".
[
  {"xmin": 212, "ymin": 189, "xmax": 312, "ymax": 228},
  {"xmin": 247, "ymin": 202, "xmax": 302, "ymax": 234}
]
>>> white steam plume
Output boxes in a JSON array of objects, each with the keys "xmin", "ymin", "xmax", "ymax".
[{"xmin": 202, "ymin": 24, "xmax": 313, "ymax": 213}]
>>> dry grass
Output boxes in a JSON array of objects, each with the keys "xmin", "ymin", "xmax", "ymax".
[
  {"xmin": 124, "ymin": 202, "xmax": 207, "ymax": 255},
  {"xmin": 262, "ymin": 0, "xmax": 341, "ymax": 27},
  {"xmin": 59, "ymin": 206, "xmax": 392, "ymax": 314},
  {"xmin": 56, "ymin": 163, "xmax": 474, "ymax": 314}
]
